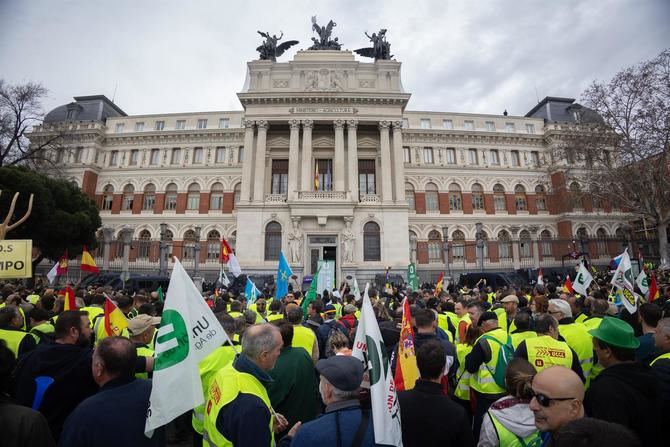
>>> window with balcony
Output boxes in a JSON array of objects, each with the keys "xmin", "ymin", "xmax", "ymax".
[
  {"xmin": 519, "ymin": 230, "xmax": 532, "ymax": 258},
  {"xmin": 541, "ymin": 230, "xmax": 553, "ymax": 256},
  {"xmin": 315, "ymin": 159, "xmax": 333, "ymax": 192},
  {"xmin": 271, "ymin": 160, "xmax": 288, "ymax": 195},
  {"xmin": 122, "ymin": 184, "xmax": 134, "ymax": 210},
  {"xmin": 449, "ymin": 183, "xmax": 462, "ymax": 211},
  {"xmin": 515, "ymin": 184, "xmax": 527, "ymax": 211},
  {"xmin": 358, "ymin": 160, "xmax": 376, "ymax": 195},
  {"xmin": 182, "ymin": 230, "xmax": 196, "ymax": 259},
  {"xmin": 164, "ymin": 183, "xmax": 178, "ymax": 210},
  {"xmin": 138, "ymin": 230, "xmax": 151, "ymax": 259},
  {"xmin": 102, "ymin": 185, "xmax": 114, "ymax": 210},
  {"xmin": 494, "ymin": 184, "xmax": 506, "ymax": 211},
  {"xmin": 143, "ymin": 184, "xmax": 156, "ymax": 210},
  {"xmin": 498, "ymin": 230, "xmax": 512, "ymax": 259},
  {"xmin": 535, "ymin": 185, "xmax": 547, "ymax": 211},
  {"xmin": 472, "ymin": 183, "xmax": 485, "ymax": 210}
]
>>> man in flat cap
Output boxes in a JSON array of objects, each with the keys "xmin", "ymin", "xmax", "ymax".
[{"xmin": 286, "ymin": 355, "xmax": 375, "ymax": 446}]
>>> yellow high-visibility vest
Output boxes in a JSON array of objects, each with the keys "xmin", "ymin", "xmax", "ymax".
[
  {"xmin": 510, "ymin": 330, "xmax": 537, "ymax": 349},
  {"xmin": 526, "ymin": 335, "xmax": 573, "ymax": 372},
  {"xmin": 559, "ymin": 322, "xmax": 593, "ymax": 377},
  {"xmin": 454, "ymin": 343, "xmax": 473, "ymax": 401},
  {"xmin": 192, "ymin": 344, "xmax": 237, "ymax": 434},
  {"xmin": 469, "ymin": 328, "xmax": 508, "ymax": 395},
  {"xmin": 292, "ymin": 325, "xmax": 316, "ymax": 356}
]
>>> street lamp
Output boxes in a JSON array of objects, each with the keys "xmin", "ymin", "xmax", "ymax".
[
  {"xmin": 193, "ymin": 226, "xmax": 202, "ymax": 277},
  {"xmin": 475, "ymin": 222, "xmax": 484, "ymax": 272},
  {"xmin": 159, "ymin": 223, "xmax": 167, "ymax": 276},
  {"xmin": 442, "ymin": 225, "xmax": 450, "ymax": 280}
]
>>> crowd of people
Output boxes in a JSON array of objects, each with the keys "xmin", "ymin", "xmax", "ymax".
[{"xmin": 1, "ymin": 269, "xmax": 669, "ymax": 446}]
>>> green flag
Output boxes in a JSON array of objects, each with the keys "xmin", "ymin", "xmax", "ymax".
[
  {"xmin": 156, "ymin": 285, "xmax": 164, "ymax": 303},
  {"xmin": 301, "ymin": 266, "xmax": 321, "ymax": 318},
  {"xmin": 408, "ymin": 263, "xmax": 418, "ymax": 290}
]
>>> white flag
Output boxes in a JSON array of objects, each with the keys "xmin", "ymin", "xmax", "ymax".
[
  {"xmin": 218, "ymin": 265, "xmax": 230, "ymax": 287},
  {"xmin": 227, "ymin": 253, "xmax": 242, "ymax": 278},
  {"xmin": 635, "ymin": 270, "xmax": 649, "ymax": 296},
  {"xmin": 573, "ymin": 263, "xmax": 593, "ymax": 296},
  {"xmin": 352, "ymin": 276, "xmax": 362, "ymax": 301},
  {"xmin": 352, "ymin": 283, "xmax": 403, "ymax": 446},
  {"xmin": 145, "ymin": 257, "xmax": 230, "ymax": 436},
  {"xmin": 537, "ymin": 268, "xmax": 544, "ymax": 286},
  {"xmin": 610, "ymin": 249, "xmax": 634, "ymax": 293},
  {"xmin": 46, "ymin": 262, "xmax": 59, "ymax": 285}
]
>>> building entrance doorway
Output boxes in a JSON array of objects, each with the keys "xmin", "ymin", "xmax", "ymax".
[{"xmin": 308, "ymin": 235, "xmax": 337, "ymax": 282}]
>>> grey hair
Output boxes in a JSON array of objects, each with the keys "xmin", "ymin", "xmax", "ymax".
[
  {"xmin": 241, "ymin": 324, "xmax": 280, "ymax": 360},
  {"xmin": 657, "ymin": 317, "xmax": 670, "ymax": 335},
  {"xmin": 548, "ymin": 299, "xmax": 572, "ymax": 318},
  {"xmin": 323, "ymin": 377, "xmax": 359, "ymax": 400}
]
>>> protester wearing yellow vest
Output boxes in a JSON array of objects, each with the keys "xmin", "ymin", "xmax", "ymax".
[
  {"xmin": 127, "ymin": 314, "xmax": 159, "ymax": 380},
  {"xmin": 499, "ymin": 295, "xmax": 519, "ymax": 333},
  {"xmin": 515, "ymin": 314, "xmax": 584, "ymax": 380},
  {"xmin": 464, "ymin": 311, "xmax": 510, "ymax": 442},
  {"xmin": 27, "ymin": 308, "xmax": 55, "ymax": 344},
  {"xmin": 454, "ymin": 343, "xmax": 473, "ymax": 403},
  {"xmin": 453, "ymin": 301, "xmax": 471, "ymax": 344},
  {"xmin": 286, "ymin": 304, "xmax": 319, "ymax": 364},
  {"xmin": 203, "ymin": 324, "xmax": 297, "ymax": 447},
  {"xmin": 0, "ymin": 306, "xmax": 36, "ymax": 357},
  {"xmin": 509, "ymin": 312, "xmax": 536, "ymax": 349},
  {"xmin": 549, "ymin": 299, "xmax": 594, "ymax": 377}
]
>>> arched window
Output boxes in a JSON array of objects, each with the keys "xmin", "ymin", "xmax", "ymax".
[
  {"xmin": 210, "ymin": 182, "xmax": 224, "ymax": 210},
  {"xmin": 519, "ymin": 230, "xmax": 532, "ymax": 258},
  {"xmin": 449, "ymin": 183, "xmax": 462, "ymax": 211},
  {"xmin": 471, "ymin": 183, "xmax": 484, "ymax": 210},
  {"xmin": 576, "ymin": 227, "xmax": 588, "ymax": 239},
  {"xmin": 596, "ymin": 228, "xmax": 607, "ymax": 257},
  {"xmin": 138, "ymin": 230, "xmax": 151, "ymax": 259},
  {"xmin": 102, "ymin": 185, "xmax": 114, "ymax": 210},
  {"xmin": 405, "ymin": 183, "xmax": 415, "ymax": 211},
  {"xmin": 264, "ymin": 222, "xmax": 282, "ymax": 261},
  {"xmin": 479, "ymin": 230, "xmax": 489, "ymax": 259},
  {"xmin": 425, "ymin": 183, "xmax": 439, "ymax": 211},
  {"xmin": 570, "ymin": 182, "xmax": 582, "ymax": 210},
  {"xmin": 535, "ymin": 185, "xmax": 547, "ymax": 211},
  {"xmin": 233, "ymin": 183, "xmax": 241, "ymax": 209},
  {"xmin": 493, "ymin": 184, "xmax": 506, "ymax": 211},
  {"xmin": 207, "ymin": 230, "xmax": 221, "ymax": 259},
  {"xmin": 165, "ymin": 183, "xmax": 178, "ymax": 210},
  {"xmin": 183, "ymin": 230, "xmax": 196, "ymax": 259},
  {"xmin": 409, "ymin": 231, "xmax": 418, "ymax": 262},
  {"xmin": 187, "ymin": 183, "xmax": 200, "ymax": 210},
  {"xmin": 498, "ymin": 230, "xmax": 512, "ymax": 259},
  {"xmin": 122, "ymin": 184, "xmax": 134, "ymax": 211},
  {"xmin": 428, "ymin": 230, "xmax": 442, "ymax": 263},
  {"xmin": 143, "ymin": 183, "xmax": 156, "ymax": 211},
  {"xmin": 515, "ymin": 184, "xmax": 527, "ymax": 211},
  {"xmin": 540, "ymin": 230, "xmax": 553, "ymax": 256},
  {"xmin": 363, "ymin": 222, "xmax": 381, "ymax": 261},
  {"xmin": 452, "ymin": 230, "xmax": 465, "ymax": 260}
]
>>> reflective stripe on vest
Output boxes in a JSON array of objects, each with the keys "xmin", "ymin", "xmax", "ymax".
[
  {"xmin": 559, "ymin": 322, "xmax": 593, "ymax": 376},
  {"xmin": 192, "ymin": 345, "xmax": 237, "ymax": 434},
  {"xmin": 470, "ymin": 328, "xmax": 508, "ymax": 395},
  {"xmin": 202, "ymin": 364, "xmax": 274, "ymax": 447},
  {"xmin": 490, "ymin": 411, "xmax": 542, "ymax": 447},
  {"xmin": 455, "ymin": 343, "xmax": 473, "ymax": 400},
  {"xmin": 29, "ymin": 322, "xmax": 55, "ymax": 343},
  {"xmin": 494, "ymin": 308, "xmax": 508, "ymax": 333},
  {"xmin": 0, "ymin": 328, "xmax": 30, "ymax": 357},
  {"xmin": 526, "ymin": 335, "xmax": 573, "ymax": 372},
  {"xmin": 510, "ymin": 331, "xmax": 537, "ymax": 350},
  {"xmin": 80, "ymin": 306, "xmax": 104, "ymax": 327},
  {"xmin": 292, "ymin": 325, "xmax": 316, "ymax": 356},
  {"xmin": 267, "ymin": 313, "xmax": 284, "ymax": 322},
  {"xmin": 651, "ymin": 352, "xmax": 670, "ymax": 366}
]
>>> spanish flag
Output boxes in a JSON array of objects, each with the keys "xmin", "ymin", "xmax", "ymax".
[
  {"xmin": 61, "ymin": 286, "xmax": 76, "ymax": 311},
  {"xmin": 394, "ymin": 298, "xmax": 419, "ymax": 391},
  {"xmin": 314, "ymin": 161, "xmax": 320, "ymax": 190},
  {"xmin": 648, "ymin": 275, "xmax": 659, "ymax": 302},
  {"xmin": 563, "ymin": 276, "xmax": 574, "ymax": 294},
  {"xmin": 220, "ymin": 238, "xmax": 234, "ymax": 263},
  {"xmin": 434, "ymin": 273, "xmax": 444, "ymax": 297},
  {"xmin": 103, "ymin": 296, "xmax": 128, "ymax": 337},
  {"xmin": 81, "ymin": 245, "xmax": 99, "ymax": 273},
  {"xmin": 56, "ymin": 250, "xmax": 69, "ymax": 276}
]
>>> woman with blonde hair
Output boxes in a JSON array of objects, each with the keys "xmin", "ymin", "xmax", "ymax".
[{"xmin": 325, "ymin": 330, "xmax": 352, "ymax": 357}]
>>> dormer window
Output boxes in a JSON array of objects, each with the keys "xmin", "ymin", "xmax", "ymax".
[{"xmin": 65, "ymin": 103, "xmax": 82, "ymax": 121}]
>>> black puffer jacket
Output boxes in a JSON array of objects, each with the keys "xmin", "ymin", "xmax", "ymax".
[{"xmin": 584, "ymin": 361, "xmax": 661, "ymax": 446}]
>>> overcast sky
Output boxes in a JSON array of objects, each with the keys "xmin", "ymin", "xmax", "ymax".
[{"xmin": 1, "ymin": 0, "xmax": 668, "ymax": 118}]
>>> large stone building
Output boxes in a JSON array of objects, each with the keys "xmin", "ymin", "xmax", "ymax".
[{"xmin": 30, "ymin": 49, "xmax": 628, "ymax": 283}]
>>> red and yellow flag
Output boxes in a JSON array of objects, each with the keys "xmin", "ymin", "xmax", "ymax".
[
  {"xmin": 314, "ymin": 161, "xmax": 320, "ymax": 190},
  {"xmin": 394, "ymin": 298, "xmax": 419, "ymax": 391},
  {"xmin": 81, "ymin": 245, "xmax": 99, "ymax": 273},
  {"xmin": 103, "ymin": 296, "xmax": 128, "ymax": 337},
  {"xmin": 563, "ymin": 276, "xmax": 574, "ymax": 294},
  {"xmin": 434, "ymin": 273, "xmax": 444, "ymax": 297},
  {"xmin": 221, "ymin": 238, "xmax": 233, "ymax": 264},
  {"xmin": 648, "ymin": 275, "xmax": 659, "ymax": 302},
  {"xmin": 56, "ymin": 250, "xmax": 69, "ymax": 276},
  {"xmin": 61, "ymin": 286, "xmax": 76, "ymax": 311}
]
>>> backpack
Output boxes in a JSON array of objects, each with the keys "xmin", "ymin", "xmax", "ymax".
[
  {"xmin": 328, "ymin": 318, "xmax": 357, "ymax": 349},
  {"xmin": 481, "ymin": 334, "xmax": 515, "ymax": 388}
]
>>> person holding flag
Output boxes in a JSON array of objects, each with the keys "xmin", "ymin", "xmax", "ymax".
[
  {"xmin": 573, "ymin": 261, "xmax": 594, "ymax": 296},
  {"xmin": 276, "ymin": 251, "xmax": 293, "ymax": 300},
  {"xmin": 245, "ymin": 277, "xmax": 261, "ymax": 304},
  {"xmin": 394, "ymin": 298, "xmax": 419, "ymax": 391},
  {"xmin": 610, "ymin": 248, "xmax": 639, "ymax": 313},
  {"xmin": 80, "ymin": 245, "xmax": 99, "ymax": 274},
  {"xmin": 221, "ymin": 237, "xmax": 241, "ymax": 277}
]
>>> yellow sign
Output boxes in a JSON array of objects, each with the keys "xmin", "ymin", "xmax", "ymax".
[{"xmin": 0, "ymin": 240, "xmax": 33, "ymax": 278}]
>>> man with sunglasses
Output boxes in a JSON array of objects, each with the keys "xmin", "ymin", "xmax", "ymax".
[{"xmin": 529, "ymin": 366, "xmax": 584, "ymax": 446}]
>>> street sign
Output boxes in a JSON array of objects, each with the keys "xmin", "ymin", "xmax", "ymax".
[{"xmin": 0, "ymin": 240, "xmax": 33, "ymax": 278}]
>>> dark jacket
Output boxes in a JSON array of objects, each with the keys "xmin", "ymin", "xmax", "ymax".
[
  {"xmin": 650, "ymin": 352, "xmax": 670, "ymax": 424},
  {"xmin": 267, "ymin": 347, "xmax": 319, "ymax": 439},
  {"xmin": 391, "ymin": 332, "xmax": 458, "ymax": 379},
  {"xmin": 397, "ymin": 380, "xmax": 474, "ymax": 447},
  {"xmin": 284, "ymin": 399, "xmax": 378, "ymax": 447},
  {"xmin": 14, "ymin": 343, "xmax": 98, "ymax": 440},
  {"xmin": 0, "ymin": 394, "xmax": 55, "ymax": 447},
  {"xmin": 216, "ymin": 353, "xmax": 274, "ymax": 446},
  {"xmin": 584, "ymin": 361, "xmax": 661, "ymax": 446},
  {"xmin": 58, "ymin": 377, "xmax": 165, "ymax": 446},
  {"xmin": 317, "ymin": 319, "xmax": 337, "ymax": 358}
]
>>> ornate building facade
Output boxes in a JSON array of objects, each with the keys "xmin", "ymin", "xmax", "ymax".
[{"xmin": 30, "ymin": 50, "xmax": 628, "ymax": 282}]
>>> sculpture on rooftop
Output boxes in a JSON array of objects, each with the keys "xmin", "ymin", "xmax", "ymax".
[
  {"xmin": 256, "ymin": 31, "xmax": 299, "ymax": 61},
  {"xmin": 355, "ymin": 29, "xmax": 393, "ymax": 60},
  {"xmin": 308, "ymin": 16, "xmax": 342, "ymax": 50}
]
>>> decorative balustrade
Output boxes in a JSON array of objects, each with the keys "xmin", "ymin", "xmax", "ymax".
[
  {"xmin": 359, "ymin": 194, "xmax": 381, "ymax": 203},
  {"xmin": 265, "ymin": 194, "xmax": 287, "ymax": 203},
  {"xmin": 298, "ymin": 191, "xmax": 347, "ymax": 200}
]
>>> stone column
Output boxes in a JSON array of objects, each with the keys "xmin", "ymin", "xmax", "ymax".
[
  {"xmin": 300, "ymin": 120, "xmax": 314, "ymax": 192},
  {"xmin": 120, "ymin": 226, "xmax": 134, "ymax": 282},
  {"xmin": 253, "ymin": 120, "xmax": 268, "ymax": 202},
  {"xmin": 159, "ymin": 223, "xmax": 168, "ymax": 276},
  {"xmin": 379, "ymin": 121, "xmax": 393, "ymax": 202},
  {"xmin": 391, "ymin": 121, "xmax": 405, "ymax": 202},
  {"xmin": 102, "ymin": 227, "xmax": 114, "ymax": 271},
  {"xmin": 530, "ymin": 226, "xmax": 540, "ymax": 269},
  {"xmin": 240, "ymin": 120, "xmax": 255, "ymax": 203},
  {"xmin": 193, "ymin": 226, "xmax": 202, "ymax": 277},
  {"xmin": 510, "ymin": 226, "xmax": 521, "ymax": 270},
  {"xmin": 333, "ymin": 120, "xmax": 345, "ymax": 192},
  {"xmin": 347, "ymin": 120, "xmax": 358, "ymax": 201},
  {"xmin": 288, "ymin": 119, "xmax": 301, "ymax": 200}
]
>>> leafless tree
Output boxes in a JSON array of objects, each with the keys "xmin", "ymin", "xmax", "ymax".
[
  {"xmin": 0, "ymin": 80, "xmax": 67, "ymax": 170},
  {"xmin": 549, "ymin": 49, "xmax": 670, "ymax": 266}
]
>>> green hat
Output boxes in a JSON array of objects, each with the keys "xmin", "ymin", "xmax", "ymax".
[{"xmin": 589, "ymin": 317, "xmax": 640, "ymax": 350}]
